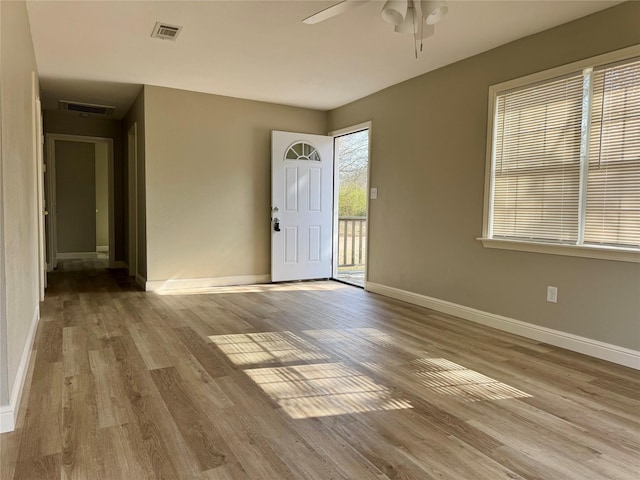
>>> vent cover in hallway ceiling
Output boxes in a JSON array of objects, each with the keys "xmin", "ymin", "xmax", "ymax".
[{"xmin": 58, "ymin": 100, "xmax": 116, "ymax": 117}]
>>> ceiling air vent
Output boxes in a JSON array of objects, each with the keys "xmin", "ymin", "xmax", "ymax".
[
  {"xmin": 59, "ymin": 100, "xmax": 115, "ymax": 117},
  {"xmin": 151, "ymin": 22, "xmax": 182, "ymax": 41}
]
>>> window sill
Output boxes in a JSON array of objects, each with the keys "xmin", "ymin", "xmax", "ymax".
[{"xmin": 477, "ymin": 238, "xmax": 640, "ymax": 263}]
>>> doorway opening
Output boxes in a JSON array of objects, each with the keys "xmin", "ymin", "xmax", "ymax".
[
  {"xmin": 333, "ymin": 127, "xmax": 370, "ymax": 287},
  {"xmin": 46, "ymin": 134, "xmax": 114, "ymax": 271},
  {"xmin": 127, "ymin": 123, "xmax": 138, "ymax": 278}
]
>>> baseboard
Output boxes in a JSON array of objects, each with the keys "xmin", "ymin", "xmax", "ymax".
[
  {"xmin": 365, "ymin": 282, "xmax": 640, "ymax": 370},
  {"xmin": 0, "ymin": 306, "xmax": 40, "ymax": 433},
  {"xmin": 57, "ymin": 252, "xmax": 97, "ymax": 260},
  {"xmin": 145, "ymin": 274, "xmax": 271, "ymax": 292},
  {"xmin": 96, "ymin": 246, "xmax": 109, "ymax": 252},
  {"xmin": 135, "ymin": 273, "xmax": 147, "ymax": 290},
  {"xmin": 0, "ymin": 405, "xmax": 12, "ymax": 433}
]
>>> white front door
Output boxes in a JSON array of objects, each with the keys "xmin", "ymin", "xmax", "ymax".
[{"xmin": 271, "ymin": 131, "xmax": 334, "ymax": 282}]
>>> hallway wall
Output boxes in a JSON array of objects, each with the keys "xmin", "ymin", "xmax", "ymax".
[{"xmin": 0, "ymin": 0, "xmax": 40, "ymax": 430}]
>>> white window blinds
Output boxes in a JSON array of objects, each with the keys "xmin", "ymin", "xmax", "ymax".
[
  {"xmin": 492, "ymin": 73, "xmax": 584, "ymax": 243},
  {"xmin": 584, "ymin": 59, "xmax": 640, "ymax": 248},
  {"xmin": 488, "ymin": 54, "xmax": 640, "ymax": 252}
]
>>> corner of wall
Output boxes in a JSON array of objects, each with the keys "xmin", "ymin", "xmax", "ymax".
[
  {"xmin": 0, "ymin": 7, "xmax": 8, "ymax": 407},
  {"xmin": 0, "ymin": 0, "xmax": 8, "ymax": 410}
]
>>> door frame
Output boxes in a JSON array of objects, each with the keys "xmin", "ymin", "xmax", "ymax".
[
  {"xmin": 31, "ymin": 72, "xmax": 46, "ymax": 300},
  {"xmin": 46, "ymin": 134, "xmax": 115, "ymax": 269},
  {"xmin": 127, "ymin": 123, "xmax": 138, "ymax": 277},
  {"xmin": 329, "ymin": 121, "xmax": 372, "ymax": 287}
]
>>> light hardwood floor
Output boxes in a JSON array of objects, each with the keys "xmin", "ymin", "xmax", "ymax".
[{"xmin": 1, "ymin": 259, "xmax": 638, "ymax": 479}]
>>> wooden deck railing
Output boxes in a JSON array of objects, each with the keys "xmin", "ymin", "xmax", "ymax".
[{"xmin": 338, "ymin": 216, "xmax": 366, "ymax": 267}]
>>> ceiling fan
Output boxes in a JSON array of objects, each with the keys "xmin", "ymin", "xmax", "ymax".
[{"xmin": 303, "ymin": 0, "xmax": 449, "ymax": 57}]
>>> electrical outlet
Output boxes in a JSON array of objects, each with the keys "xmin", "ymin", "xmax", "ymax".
[
  {"xmin": 547, "ymin": 286, "xmax": 558, "ymax": 303},
  {"xmin": 370, "ymin": 187, "xmax": 378, "ymax": 199}
]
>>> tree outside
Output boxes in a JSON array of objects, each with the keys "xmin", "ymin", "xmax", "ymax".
[{"xmin": 336, "ymin": 130, "xmax": 369, "ymax": 217}]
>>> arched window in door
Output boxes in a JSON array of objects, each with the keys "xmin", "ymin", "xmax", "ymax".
[{"xmin": 284, "ymin": 141, "xmax": 321, "ymax": 161}]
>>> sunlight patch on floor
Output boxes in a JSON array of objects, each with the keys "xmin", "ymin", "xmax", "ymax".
[
  {"xmin": 208, "ymin": 331, "xmax": 330, "ymax": 366},
  {"xmin": 410, "ymin": 357, "xmax": 532, "ymax": 402},
  {"xmin": 210, "ymin": 327, "xmax": 530, "ymax": 415},
  {"xmin": 244, "ymin": 363, "xmax": 412, "ymax": 419}
]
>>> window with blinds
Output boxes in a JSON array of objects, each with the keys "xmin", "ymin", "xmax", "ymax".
[
  {"xmin": 486, "ymin": 54, "xmax": 640, "ymax": 254},
  {"xmin": 585, "ymin": 59, "xmax": 640, "ymax": 248}
]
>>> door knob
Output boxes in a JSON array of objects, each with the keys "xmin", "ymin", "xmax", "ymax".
[{"xmin": 273, "ymin": 217, "xmax": 281, "ymax": 232}]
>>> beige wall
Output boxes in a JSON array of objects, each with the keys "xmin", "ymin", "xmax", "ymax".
[
  {"xmin": 328, "ymin": 2, "xmax": 640, "ymax": 350},
  {"xmin": 122, "ymin": 88, "xmax": 146, "ymax": 278},
  {"xmin": 0, "ymin": 0, "xmax": 40, "ymax": 406},
  {"xmin": 95, "ymin": 142, "xmax": 109, "ymax": 248},
  {"xmin": 143, "ymin": 86, "xmax": 327, "ymax": 282},
  {"xmin": 44, "ymin": 111, "xmax": 124, "ymax": 260},
  {"xmin": 55, "ymin": 140, "xmax": 96, "ymax": 253}
]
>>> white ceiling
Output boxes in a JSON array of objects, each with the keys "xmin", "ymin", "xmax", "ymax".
[{"xmin": 26, "ymin": 0, "xmax": 624, "ymax": 118}]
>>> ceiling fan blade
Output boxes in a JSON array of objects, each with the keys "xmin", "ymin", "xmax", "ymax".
[{"xmin": 303, "ymin": 0, "xmax": 369, "ymax": 25}]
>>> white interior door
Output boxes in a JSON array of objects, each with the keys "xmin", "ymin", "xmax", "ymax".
[{"xmin": 272, "ymin": 131, "xmax": 334, "ymax": 282}]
